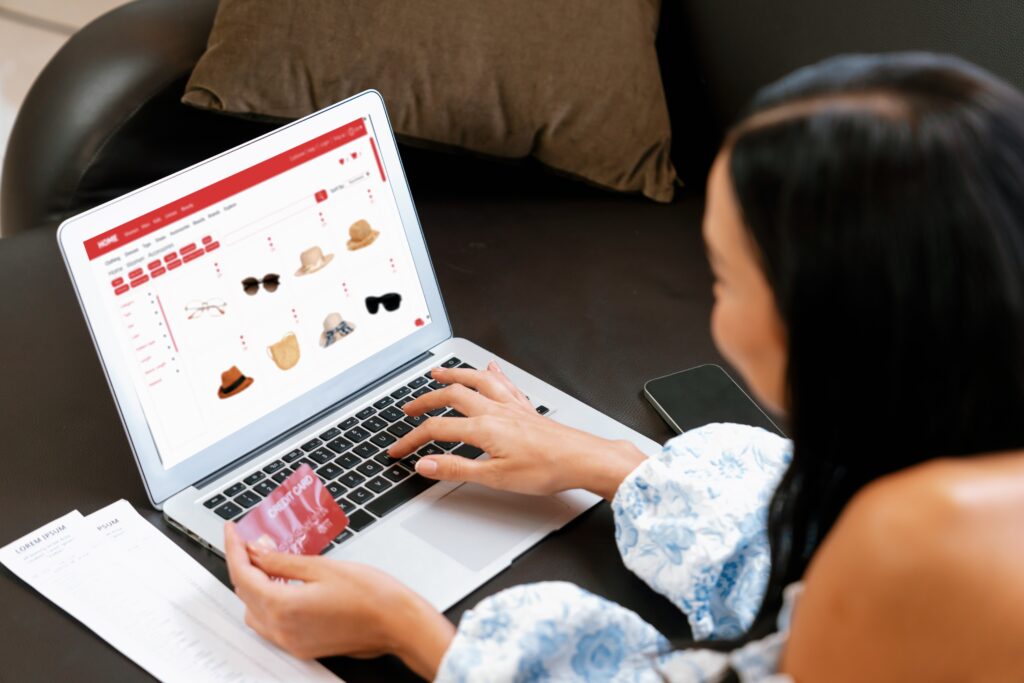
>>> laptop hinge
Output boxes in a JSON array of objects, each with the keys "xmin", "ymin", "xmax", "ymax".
[{"xmin": 194, "ymin": 350, "xmax": 436, "ymax": 490}]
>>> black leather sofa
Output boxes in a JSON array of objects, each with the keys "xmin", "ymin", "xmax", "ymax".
[{"xmin": 0, "ymin": 2, "xmax": 1021, "ymax": 679}]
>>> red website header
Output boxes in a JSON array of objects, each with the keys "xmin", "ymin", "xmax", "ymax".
[{"xmin": 84, "ymin": 118, "xmax": 368, "ymax": 260}]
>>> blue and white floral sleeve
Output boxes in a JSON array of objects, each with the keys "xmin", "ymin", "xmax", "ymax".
[
  {"xmin": 434, "ymin": 423, "xmax": 793, "ymax": 682},
  {"xmin": 614, "ymin": 423, "xmax": 792, "ymax": 640}
]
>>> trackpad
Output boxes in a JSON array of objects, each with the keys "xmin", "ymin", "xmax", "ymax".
[{"xmin": 402, "ymin": 484, "xmax": 568, "ymax": 571}]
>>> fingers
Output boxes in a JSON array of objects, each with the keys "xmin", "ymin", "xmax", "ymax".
[
  {"xmin": 430, "ymin": 366, "xmax": 514, "ymax": 402},
  {"xmin": 224, "ymin": 523, "xmax": 276, "ymax": 606},
  {"xmin": 248, "ymin": 545, "xmax": 325, "ymax": 582},
  {"xmin": 414, "ymin": 454, "xmax": 490, "ymax": 484},
  {"xmin": 486, "ymin": 361, "xmax": 532, "ymax": 407},
  {"xmin": 403, "ymin": 382, "xmax": 492, "ymax": 417},
  {"xmin": 389, "ymin": 416, "xmax": 483, "ymax": 457}
]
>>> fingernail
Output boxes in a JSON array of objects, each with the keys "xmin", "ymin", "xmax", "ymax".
[
  {"xmin": 417, "ymin": 458, "xmax": 438, "ymax": 475},
  {"xmin": 491, "ymin": 360, "xmax": 503, "ymax": 373},
  {"xmin": 246, "ymin": 542, "xmax": 265, "ymax": 557}
]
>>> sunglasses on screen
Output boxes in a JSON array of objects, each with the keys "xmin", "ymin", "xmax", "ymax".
[
  {"xmin": 242, "ymin": 274, "xmax": 280, "ymax": 295},
  {"xmin": 365, "ymin": 293, "xmax": 402, "ymax": 314}
]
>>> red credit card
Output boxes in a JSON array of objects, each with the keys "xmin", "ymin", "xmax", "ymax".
[{"xmin": 235, "ymin": 464, "xmax": 347, "ymax": 556}]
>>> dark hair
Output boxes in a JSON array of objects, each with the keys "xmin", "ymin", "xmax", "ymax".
[{"xmin": 726, "ymin": 53, "xmax": 1024, "ymax": 639}]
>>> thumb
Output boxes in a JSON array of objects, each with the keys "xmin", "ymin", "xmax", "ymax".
[
  {"xmin": 247, "ymin": 545, "xmax": 324, "ymax": 582},
  {"xmin": 416, "ymin": 454, "xmax": 489, "ymax": 483}
]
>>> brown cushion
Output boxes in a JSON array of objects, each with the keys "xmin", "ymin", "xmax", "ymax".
[{"xmin": 182, "ymin": 0, "xmax": 678, "ymax": 202}]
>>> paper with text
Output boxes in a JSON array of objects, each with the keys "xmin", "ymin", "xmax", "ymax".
[{"xmin": 0, "ymin": 500, "xmax": 341, "ymax": 682}]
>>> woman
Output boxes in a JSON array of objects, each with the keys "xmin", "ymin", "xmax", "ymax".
[{"xmin": 224, "ymin": 52, "xmax": 1024, "ymax": 681}]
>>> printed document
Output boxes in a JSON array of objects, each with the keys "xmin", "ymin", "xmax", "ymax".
[{"xmin": 0, "ymin": 500, "xmax": 341, "ymax": 682}]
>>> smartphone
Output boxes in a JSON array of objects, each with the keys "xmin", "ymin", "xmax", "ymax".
[{"xmin": 643, "ymin": 364, "xmax": 784, "ymax": 436}]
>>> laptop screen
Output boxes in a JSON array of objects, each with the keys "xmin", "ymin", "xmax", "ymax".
[{"xmin": 79, "ymin": 116, "xmax": 432, "ymax": 470}]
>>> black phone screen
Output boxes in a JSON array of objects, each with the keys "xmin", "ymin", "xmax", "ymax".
[{"xmin": 643, "ymin": 364, "xmax": 783, "ymax": 436}]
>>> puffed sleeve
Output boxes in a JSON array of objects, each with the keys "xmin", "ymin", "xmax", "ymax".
[
  {"xmin": 434, "ymin": 581, "xmax": 671, "ymax": 682},
  {"xmin": 613, "ymin": 423, "xmax": 792, "ymax": 640}
]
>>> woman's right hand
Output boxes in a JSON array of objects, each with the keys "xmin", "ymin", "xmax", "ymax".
[{"xmin": 387, "ymin": 361, "xmax": 647, "ymax": 500}]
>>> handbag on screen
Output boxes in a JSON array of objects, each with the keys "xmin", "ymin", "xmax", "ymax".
[{"xmin": 267, "ymin": 332, "xmax": 301, "ymax": 370}]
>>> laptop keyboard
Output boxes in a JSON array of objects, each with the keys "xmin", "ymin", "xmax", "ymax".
[{"xmin": 202, "ymin": 356, "xmax": 550, "ymax": 552}]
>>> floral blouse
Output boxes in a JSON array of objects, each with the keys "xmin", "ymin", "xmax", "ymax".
[{"xmin": 435, "ymin": 423, "xmax": 797, "ymax": 682}]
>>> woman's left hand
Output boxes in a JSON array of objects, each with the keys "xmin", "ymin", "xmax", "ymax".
[{"xmin": 224, "ymin": 522, "xmax": 454, "ymax": 679}]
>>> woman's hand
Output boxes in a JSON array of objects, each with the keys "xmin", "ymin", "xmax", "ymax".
[
  {"xmin": 388, "ymin": 361, "xmax": 647, "ymax": 500},
  {"xmin": 223, "ymin": 523, "xmax": 454, "ymax": 679}
]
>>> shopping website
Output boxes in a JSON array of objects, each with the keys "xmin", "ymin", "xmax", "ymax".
[{"xmin": 83, "ymin": 117, "xmax": 431, "ymax": 469}]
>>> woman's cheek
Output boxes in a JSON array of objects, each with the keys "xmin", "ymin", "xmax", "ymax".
[{"xmin": 710, "ymin": 294, "xmax": 786, "ymax": 415}]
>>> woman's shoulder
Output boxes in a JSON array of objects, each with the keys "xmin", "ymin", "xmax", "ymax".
[{"xmin": 782, "ymin": 450, "xmax": 1024, "ymax": 682}]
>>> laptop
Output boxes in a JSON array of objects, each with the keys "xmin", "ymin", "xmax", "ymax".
[{"xmin": 57, "ymin": 90, "xmax": 659, "ymax": 611}]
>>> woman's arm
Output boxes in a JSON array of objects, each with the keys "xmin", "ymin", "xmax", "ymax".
[{"xmin": 388, "ymin": 362, "xmax": 648, "ymax": 499}]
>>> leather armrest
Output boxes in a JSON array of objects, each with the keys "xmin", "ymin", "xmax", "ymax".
[{"xmin": 0, "ymin": 0, "xmax": 274, "ymax": 236}]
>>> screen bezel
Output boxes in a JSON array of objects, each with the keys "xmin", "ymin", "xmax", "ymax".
[{"xmin": 57, "ymin": 90, "xmax": 451, "ymax": 506}]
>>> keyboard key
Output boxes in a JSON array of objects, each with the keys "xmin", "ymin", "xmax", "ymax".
[
  {"xmin": 365, "ymin": 476, "xmax": 392, "ymax": 494},
  {"xmin": 370, "ymin": 432, "xmax": 397, "ymax": 448},
  {"xmin": 454, "ymin": 444, "xmax": 485, "ymax": 459},
  {"xmin": 423, "ymin": 371, "xmax": 434, "ymax": 379},
  {"xmin": 403, "ymin": 453, "xmax": 421, "ymax": 466},
  {"xmin": 362, "ymin": 416, "xmax": 388, "ymax": 433},
  {"xmin": 317, "ymin": 462, "xmax": 343, "ymax": 480},
  {"xmin": 334, "ymin": 529, "xmax": 354, "ymax": 544},
  {"xmin": 428, "ymin": 380, "xmax": 447, "ymax": 391},
  {"xmin": 290, "ymin": 457, "xmax": 314, "ymax": 471},
  {"xmin": 282, "ymin": 449, "xmax": 305, "ymax": 463},
  {"xmin": 396, "ymin": 397, "xmax": 413, "ymax": 408},
  {"xmin": 417, "ymin": 444, "xmax": 444, "ymax": 456},
  {"xmin": 435, "ymin": 441, "xmax": 459, "ymax": 451},
  {"xmin": 407, "ymin": 376, "xmax": 429, "ymax": 389},
  {"xmin": 382, "ymin": 465, "xmax": 410, "ymax": 483},
  {"xmin": 426, "ymin": 407, "xmax": 446, "ymax": 417},
  {"xmin": 390, "ymin": 386, "xmax": 412, "ymax": 399},
  {"xmin": 346, "ymin": 509, "xmax": 377, "ymax": 532},
  {"xmin": 411, "ymin": 387, "xmax": 430, "ymax": 398},
  {"xmin": 458, "ymin": 363, "xmax": 476, "ymax": 369},
  {"xmin": 326, "ymin": 436, "xmax": 353, "ymax": 453},
  {"xmin": 301, "ymin": 438, "xmax": 322, "ymax": 452},
  {"xmin": 344, "ymin": 427, "xmax": 371, "ymax": 443},
  {"xmin": 203, "ymin": 494, "xmax": 226, "ymax": 510},
  {"xmin": 338, "ymin": 416, "xmax": 359, "ymax": 430},
  {"xmin": 445, "ymin": 409, "xmax": 466, "ymax": 418},
  {"xmin": 223, "ymin": 482, "xmax": 245, "ymax": 497},
  {"xmin": 339, "ymin": 471, "xmax": 366, "ymax": 488},
  {"xmin": 309, "ymin": 448, "xmax": 334, "ymax": 465},
  {"xmin": 365, "ymin": 474, "xmax": 436, "ymax": 518},
  {"xmin": 379, "ymin": 406, "xmax": 405, "ymax": 423},
  {"xmin": 372, "ymin": 452, "xmax": 394, "ymax": 466},
  {"xmin": 346, "ymin": 487, "xmax": 373, "ymax": 506},
  {"xmin": 235, "ymin": 491, "xmax": 261, "ymax": 508},
  {"xmin": 356, "ymin": 461, "xmax": 384, "ymax": 477},
  {"xmin": 271, "ymin": 470, "xmax": 290, "ymax": 484},
  {"xmin": 319, "ymin": 542, "xmax": 335, "ymax": 555},
  {"xmin": 404, "ymin": 414, "xmax": 429, "ymax": 427},
  {"xmin": 335, "ymin": 452, "xmax": 361, "ymax": 469},
  {"xmin": 393, "ymin": 459, "xmax": 415, "ymax": 472},
  {"xmin": 254, "ymin": 480, "xmax": 276, "ymax": 496},
  {"xmin": 213, "ymin": 501, "xmax": 243, "ymax": 520},
  {"xmin": 263, "ymin": 460, "xmax": 286, "ymax": 474},
  {"xmin": 355, "ymin": 407, "xmax": 375, "ymax": 420},
  {"xmin": 326, "ymin": 481, "xmax": 347, "ymax": 498},
  {"xmin": 243, "ymin": 471, "xmax": 266, "ymax": 486},
  {"xmin": 441, "ymin": 356, "xmax": 462, "ymax": 368},
  {"xmin": 338, "ymin": 497, "xmax": 356, "ymax": 513},
  {"xmin": 387, "ymin": 422, "xmax": 413, "ymax": 438},
  {"xmin": 353, "ymin": 442, "xmax": 378, "ymax": 458},
  {"xmin": 373, "ymin": 396, "xmax": 394, "ymax": 410},
  {"xmin": 319, "ymin": 427, "xmax": 341, "ymax": 441},
  {"xmin": 536, "ymin": 405, "xmax": 550, "ymax": 415}
]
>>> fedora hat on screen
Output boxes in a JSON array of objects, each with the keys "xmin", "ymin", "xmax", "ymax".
[
  {"xmin": 346, "ymin": 219, "xmax": 379, "ymax": 251},
  {"xmin": 295, "ymin": 246, "xmax": 334, "ymax": 276},
  {"xmin": 217, "ymin": 365, "xmax": 253, "ymax": 399}
]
